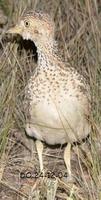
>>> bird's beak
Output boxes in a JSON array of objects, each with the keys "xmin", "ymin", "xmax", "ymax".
[{"xmin": 7, "ymin": 25, "xmax": 22, "ymax": 35}]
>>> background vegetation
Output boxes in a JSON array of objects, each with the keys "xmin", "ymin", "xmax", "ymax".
[{"xmin": 0, "ymin": 0, "xmax": 101, "ymax": 199}]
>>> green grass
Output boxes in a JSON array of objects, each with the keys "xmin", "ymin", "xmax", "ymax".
[{"xmin": 0, "ymin": 0, "xmax": 101, "ymax": 199}]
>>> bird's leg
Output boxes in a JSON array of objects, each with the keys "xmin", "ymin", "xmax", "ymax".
[
  {"xmin": 64, "ymin": 143, "xmax": 72, "ymax": 178},
  {"xmin": 35, "ymin": 140, "xmax": 44, "ymax": 173}
]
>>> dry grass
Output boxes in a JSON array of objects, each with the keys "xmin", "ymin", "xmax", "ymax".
[{"xmin": 0, "ymin": 0, "xmax": 101, "ymax": 199}]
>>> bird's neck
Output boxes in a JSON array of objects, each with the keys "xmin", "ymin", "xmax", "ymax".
[
  {"xmin": 37, "ymin": 50, "xmax": 51, "ymax": 73},
  {"xmin": 36, "ymin": 40, "xmax": 57, "ymax": 70}
]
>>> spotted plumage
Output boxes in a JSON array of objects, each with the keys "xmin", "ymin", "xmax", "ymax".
[{"xmin": 7, "ymin": 10, "xmax": 91, "ymax": 177}]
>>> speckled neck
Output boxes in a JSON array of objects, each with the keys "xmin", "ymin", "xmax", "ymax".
[
  {"xmin": 36, "ymin": 44, "xmax": 54, "ymax": 71},
  {"xmin": 36, "ymin": 38, "xmax": 57, "ymax": 68},
  {"xmin": 37, "ymin": 49, "xmax": 49, "ymax": 67}
]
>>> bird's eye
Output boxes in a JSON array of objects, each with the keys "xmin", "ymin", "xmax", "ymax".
[{"xmin": 24, "ymin": 20, "xmax": 30, "ymax": 27}]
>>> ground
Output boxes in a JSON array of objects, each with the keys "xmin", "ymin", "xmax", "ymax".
[{"xmin": 0, "ymin": 0, "xmax": 101, "ymax": 200}]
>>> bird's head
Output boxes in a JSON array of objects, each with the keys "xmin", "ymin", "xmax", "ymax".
[{"xmin": 7, "ymin": 11, "xmax": 55, "ymax": 49}]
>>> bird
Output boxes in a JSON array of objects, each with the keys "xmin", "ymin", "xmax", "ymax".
[{"xmin": 7, "ymin": 10, "xmax": 91, "ymax": 179}]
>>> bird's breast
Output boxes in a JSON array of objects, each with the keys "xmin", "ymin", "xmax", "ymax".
[{"xmin": 25, "ymin": 72, "xmax": 90, "ymax": 144}]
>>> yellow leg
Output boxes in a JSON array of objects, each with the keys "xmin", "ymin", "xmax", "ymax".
[
  {"xmin": 35, "ymin": 140, "xmax": 44, "ymax": 172},
  {"xmin": 64, "ymin": 143, "xmax": 71, "ymax": 177}
]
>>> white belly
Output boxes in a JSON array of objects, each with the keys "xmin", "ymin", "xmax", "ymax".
[{"xmin": 25, "ymin": 94, "xmax": 90, "ymax": 145}]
